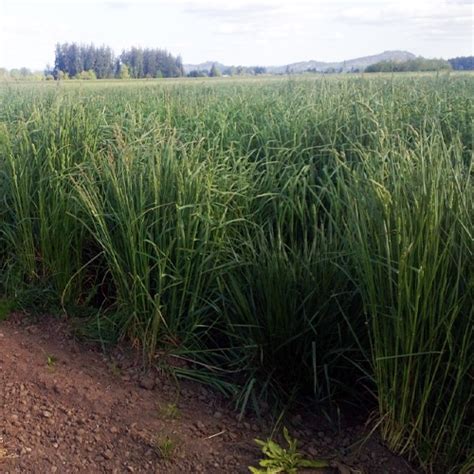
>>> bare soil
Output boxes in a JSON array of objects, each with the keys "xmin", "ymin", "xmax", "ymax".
[{"xmin": 0, "ymin": 313, "xmax": 417, "ymax": 473}]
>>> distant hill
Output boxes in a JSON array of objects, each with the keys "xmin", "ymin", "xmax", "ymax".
[
  {"xmin": 269, "ymin": 50, "xmax": 416, "ymax": 73},
  {"xmin": 184, "ymin": 51, "xmax": 417, "ymax": 75}
]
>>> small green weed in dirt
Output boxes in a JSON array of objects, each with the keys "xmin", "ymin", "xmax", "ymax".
[
  {"xmin": 158, "ymin": 402, "xmax": 180, "ymax": 420},
  {"xmin": 154, "ymin": 434, "xmax": 178, "ymax": 460},
  {"xmin": 249, "ymin": 427, "xmax": 329, "ymax": 473},
  {"xmin": 46, "ymin": 354, "xmax": 57, "ymax": 368}
]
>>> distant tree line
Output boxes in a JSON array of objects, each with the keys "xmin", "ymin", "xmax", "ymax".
[
  {"xmin": 187, "ymin": 64, "xmax": 267, "ymax": 78},
  {"xmin": 119, "ymin": 47, "xmax": 184, "ymax": 78},
  {"xmin": 305, "ymin": 67, "xmax": 361, "ymax": 74},
  {"xmin": 448, "ymin": 56, "xmax": 473, "ymax": 71},
  {"xmin": 0, "ymin": 67, "xmax": 45, "ymax": 80},
  {"xmin": 2, "ymin": 52, "xmax": 472, "ymax": 81},
  {"xmin": 365, "ymin": 58, "xmax": 452, "ymax": 73},
  {"xmin": 51, "ymin": 43, "xmax": 184, "ymax": 79}
]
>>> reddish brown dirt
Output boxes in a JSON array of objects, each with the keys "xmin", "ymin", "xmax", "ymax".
[{"xmin": 0, "ymin": 313, "xmax": 417, "ymax": 473}]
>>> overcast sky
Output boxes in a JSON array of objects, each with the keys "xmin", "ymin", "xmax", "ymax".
[{"xmin": 0, "ymin": 0, "xmax": 472, "ymax": 70}]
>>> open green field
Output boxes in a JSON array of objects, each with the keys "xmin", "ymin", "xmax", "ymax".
[{"xmin": 0, "ymin": 74, "xmax": 472, "ymax": 472}]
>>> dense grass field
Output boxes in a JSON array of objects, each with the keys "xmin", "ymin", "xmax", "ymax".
[{"xmin": 0, "ymin": 74, "xmax": 472, "ymax": 472}]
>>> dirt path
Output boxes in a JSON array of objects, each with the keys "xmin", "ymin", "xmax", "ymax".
[{"xmin": 0, "ymin": 314, "xmax": 416, "ymax": 473}]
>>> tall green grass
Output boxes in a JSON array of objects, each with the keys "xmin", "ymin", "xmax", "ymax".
[
  {"xmin": 325, "ymin": 136, "xmax": 473, "ymax": 471},
  {"xmin": 0, "ymin": 74, "xmax": 472, "ymax": 472}
]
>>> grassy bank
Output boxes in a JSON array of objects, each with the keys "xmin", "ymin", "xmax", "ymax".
[{"xmin": 0, "ymin": 74, "xmax": 472, "ymax": 472}]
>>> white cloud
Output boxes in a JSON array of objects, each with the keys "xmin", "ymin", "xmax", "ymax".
[{"xmin": 335, "ymin": 0, "xmax": 473, "ymax": 47}]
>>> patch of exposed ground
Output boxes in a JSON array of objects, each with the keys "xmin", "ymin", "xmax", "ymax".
[{"xmin": 0, "ymin": 313, "xmax": 416, "ymax": 473}]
